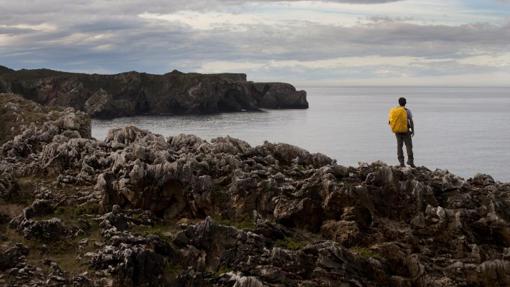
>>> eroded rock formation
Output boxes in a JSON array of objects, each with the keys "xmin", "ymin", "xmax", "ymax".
[
  {"xmin": 1, "ymin": 95, "xmax": 509, "ymax": 287},
  {"xmin": 0, "ymin": 67, "xmax": 308, "ymax": 118}
]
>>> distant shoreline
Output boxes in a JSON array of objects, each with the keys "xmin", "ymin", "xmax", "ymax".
[{"xmin": 0, "ymin": 65, "xmax": 308, "ymax": 119}]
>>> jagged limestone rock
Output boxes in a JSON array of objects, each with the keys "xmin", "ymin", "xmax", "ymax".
[{"xmin": 0, "ymin": 94, "xmax": 509, "ymax": 286}]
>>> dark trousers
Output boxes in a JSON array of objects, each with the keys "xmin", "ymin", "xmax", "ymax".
[{"xmin": 396, "ymin": 132, "xmax": 414, "ymax": 165}]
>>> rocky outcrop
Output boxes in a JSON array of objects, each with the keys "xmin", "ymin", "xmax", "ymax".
[
  {"xmin": 0, "ymin": 171, "xmax": 18, "ymax": 200},
  {"xmin": 1, "ymin": 95, "xmax": 509, "ymax": 286},
  {"xmin": 0, "ymin": 244, "xmax": 29, "ymax": 271},
  {"xmin": 253, "ymin": 82, "xmax": 308, "ymax": 109},
  {"xmin": 0, "ymin": 93, "xmax": 90, "ymax": 146},
  {"xmin": 0, "ymin": 65, "xmax": 14, "ymax": 75},
  {"xmin": 0, "ymin": 66, "xmax": 308, "ymax": 118}
]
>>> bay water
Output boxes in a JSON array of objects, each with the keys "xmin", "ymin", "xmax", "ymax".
[{"xmin": 92, "ymin": 87, "xmax": 510, "ymax": 181}]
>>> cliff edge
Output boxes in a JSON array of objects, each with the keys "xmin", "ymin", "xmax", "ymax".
[{"xmin": 0, "ymin": 66, "xmax": 308, "ymax": 118}]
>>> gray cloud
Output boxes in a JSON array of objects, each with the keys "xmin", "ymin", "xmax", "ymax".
[
  {"xmin": 238, "ymin": 0, "xmax": 403, "ymax": 2},
  {"xmin": 0, "ymin": 0, "xmax": 509, "ymax": 85}
]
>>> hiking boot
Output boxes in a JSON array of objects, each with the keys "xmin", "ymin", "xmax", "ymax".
[
  {"xmin": 407, "ymin": 161, "xmax": 416, "ymax": 168},
  {"xmin": 399, "ymin": 163, "xmax": 405, "ymax": 168}
]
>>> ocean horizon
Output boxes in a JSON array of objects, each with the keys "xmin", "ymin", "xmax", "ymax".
[{"xmin": 93, "ymin": 86, "xmax": 510, "ymax": 181}]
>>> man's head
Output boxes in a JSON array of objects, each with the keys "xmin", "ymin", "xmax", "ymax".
[{"xmin": 398, "ymin": 97, "xmax": 407, "ymax": 106}]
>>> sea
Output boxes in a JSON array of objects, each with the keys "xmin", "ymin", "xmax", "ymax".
[{"xmin": 92, "ymin": 87, "xmax": 510, "ymax": 182}]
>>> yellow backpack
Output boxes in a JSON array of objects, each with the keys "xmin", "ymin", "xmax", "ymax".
[{"xmin": 388, "ymin": 106, "xmax": 408, "ymax": 133}]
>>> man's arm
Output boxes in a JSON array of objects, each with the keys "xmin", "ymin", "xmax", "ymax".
[{"xmin": 407, "ymin": 108, "xmax": 414, "ymax": 136}]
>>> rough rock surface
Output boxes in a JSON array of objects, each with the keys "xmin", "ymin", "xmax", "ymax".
[
  {"xmin": 1, "ymin": 95, "xmax": 509, "ymax": 286},
  {"xmin": 0, "ymin": 65, "xmax": 14, "ymax": 75},
  {"xmin": 0, "ymin": 67, "xmax": 308, "ymax": 118},
  {"xmin": 0, "ymin": 93, "xmax": 91, "ymax": 145}
]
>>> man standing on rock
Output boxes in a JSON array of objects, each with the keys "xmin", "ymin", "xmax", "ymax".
[{"xmin": 388, "ymin": 97, "xmax": 415, "ymax": 168}]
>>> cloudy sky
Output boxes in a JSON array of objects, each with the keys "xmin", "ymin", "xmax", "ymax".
[{"xmin": 1, "ymin": 0, "xmax": 509, "ymax": 86}]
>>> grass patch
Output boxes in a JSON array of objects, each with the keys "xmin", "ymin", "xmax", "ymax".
[
  {"xmin": 275, "ymin": 237, "xmax": 307, "ymax": 250},
  {"xmin": 3, "ymin": 215, "xmax": 101, "ymax": 275},
  {"xmin": 7, "ymin": 177, "xmax": 37, "ymax": 205},
  {"xmin": 350, "ymin": 246, "xmax": 383, "ymax": 259},
  {"xmin": 4, "ymin": 226, "xmax": 83, "ymax": 262},
  {"xmin": 75, "ymin": 202, "xmax": 101, "ymax": 216},
  {"xmin": 50, "ymin": 246, "xmax": 89, "ymax": 274},
  {"xmin": 49, "ymin": 202, "xmax": 100, "ymax": 221},
  {"xmin": 130, "ymin": 223, "xmax": 175, "ymax": 240},
  {"xmin": 54, "ymin": 206, "xmax": 77, "ymax": 220},
  {"xmin": 164, "ymin": 262, "xmax": 183, "ymax": 280},
  {"xmin": 213, "ymin": 216, "xmax": 256, "ymax": 230},
  {"xmin": 216, "ymin": 265, "xmax": 233, "ymax": 276}
]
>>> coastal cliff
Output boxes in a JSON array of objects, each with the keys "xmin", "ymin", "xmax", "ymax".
[
  {"xmin": 0, "ymin": 66, "xmax": 308, "ymax": 118},
  {"xmin": 1, "ymin": 94, "xmax": 509, "ymax": 287}
]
